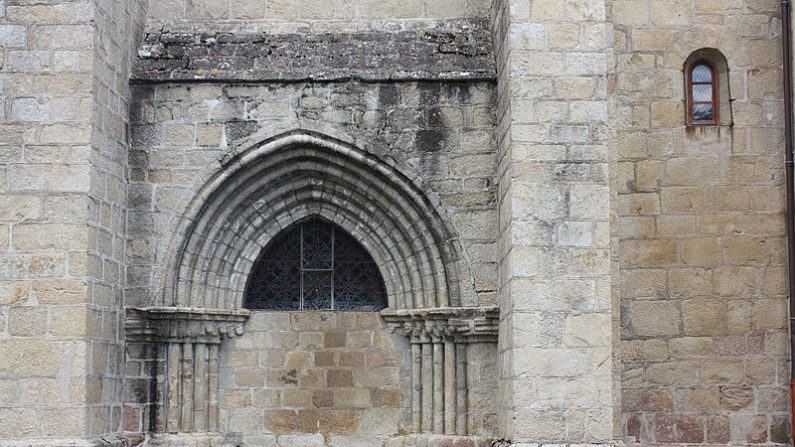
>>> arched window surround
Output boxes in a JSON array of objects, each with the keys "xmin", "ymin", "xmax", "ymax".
[{"xmin": 683, "ymin": 48, "xmax": 732, "ymax": 127}]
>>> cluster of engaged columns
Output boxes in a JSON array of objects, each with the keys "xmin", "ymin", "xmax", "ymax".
[
  {"xmin": 382, "ymin": 306, "xmax": 499, "ymax": 436},
  {"xmin": 165, "ymin": 341, "xmax": 220, "ymax": 432},
  {"xmin": 409, "ymin": 327, "xmax": 466, "ymax": 434},
  {"xmin": 125, "ymin": 307, "xmax": 250, "ymax": 435}
]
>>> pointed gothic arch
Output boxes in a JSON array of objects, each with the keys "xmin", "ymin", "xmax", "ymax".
[{"xmin": 158, "ymin": 129, "xmax": 474, "ymax": 311}]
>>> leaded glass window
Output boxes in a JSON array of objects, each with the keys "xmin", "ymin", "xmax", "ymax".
[
  {"xmin": 688, "ymin": 61, "xmax": 719, "ymax": 125},
  {"xmin": 244, "ymin": 217, "xmax": 388, "ymax": 310}
]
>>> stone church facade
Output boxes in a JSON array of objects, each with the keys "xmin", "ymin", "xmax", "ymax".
[{"xmin": 0, "ymin": 0, "xmax": 790, "ymax": 446}]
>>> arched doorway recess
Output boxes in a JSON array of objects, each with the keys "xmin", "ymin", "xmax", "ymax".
[{"xmin": 125, "ymin": 130, "xmax": 498, "ymax": 443}]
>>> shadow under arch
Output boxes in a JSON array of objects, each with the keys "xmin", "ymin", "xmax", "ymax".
[{"xmin": 158, "ymin": 128, "xmax": 475, "ymax": 312}]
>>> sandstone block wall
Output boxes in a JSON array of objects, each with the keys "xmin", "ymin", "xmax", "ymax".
[
  {"xmin": 220, "ymin": 312, "xmax": 411, "ymax": 446},
  {"xmin": 89, "ymin": 0, "xmax": 147, "ymax": 436},
  {"xmin": 0, "ymin": 0, "xmax": 145, "ymax": 441},
  {"xmin": 492, "ymin": 0, "xmax": 615, "ymax": 442},
  {"xmin": 214, "ymin": 312, "xmax": 495, "ymax": 446},
  {"xmin": 614, "ymin": 0, "xmax": 790, "ymax": 444},
  {"xmin": 1, "ymin": 0, "xmax": 793, "ymax": 445}
]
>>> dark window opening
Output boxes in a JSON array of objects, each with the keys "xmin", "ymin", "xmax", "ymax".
[{"xmin": 244, "ymin": 217, "xmax": 387, "ymax": 311}]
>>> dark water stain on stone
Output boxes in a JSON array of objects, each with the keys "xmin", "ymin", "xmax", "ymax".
[
  {"xmin": 378, "ymin": 84, "xmax": 400, "ymax": 108},
  {"xmin": 225, "ymin": 120, "xmax": 259, "ymax": 144},
  {"xmin": 416, "ymin": 130, "xmax": 445, "ymax": 152},
  {"xmin": 281, "ymin": 368, "xmax": 299, "ymax": 385}
]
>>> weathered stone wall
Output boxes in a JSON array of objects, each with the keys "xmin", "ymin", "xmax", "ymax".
[
  {"xmin": 133, "ymin": 21, "xmax": 494, "ymax": 83},
  {"xmin": 614, "ymin": 0, "xmax": 790, "ymax": 444},
  {"xmin": 126, "ymin": 80, "xmax": 498, "ymax": 309},
  {"xmin": 217, "ymin": 311, "xmax": 496, "ymax": 446},
  {"xmin": 0, "ymin": 0, "xmax": 145, "ymax": 442},
  {"xmin": 1, "ymin": 0, "xmax": 792, "ymax": 445},
  {"xmin": 0, "ymin": 0, "xmax": 94, "ymax": 437},
  {"xmin": 491, "ymin": 0, "xmax": 615, "ymax": 443},
  {"xmin": 91, "ymin": 0, "xmax": 147, "ymax": 437},
  {"xmin": 218, "ymin": 312, "xmax": 411, "ymax": 447}
]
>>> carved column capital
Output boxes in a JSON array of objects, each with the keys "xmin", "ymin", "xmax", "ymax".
[
  {"xmin": 125, "ymin": 306, "xmax": 251, "ymax": 344},
  {"xmin": 381, "ymin": 306, "xmax": 499, "ymax": 343}
]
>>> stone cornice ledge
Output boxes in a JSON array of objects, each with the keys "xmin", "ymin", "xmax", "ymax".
[
  {"xmin": 131, "ymin": 19, "xmax": 496, "ymax": 83},
  {"xmin": 125, "ymin": 306, "xmax": 250, "ymax": 344},
  {"xmin": 380, "ymin": 306, "xmax": 499, "ymax": 343}
]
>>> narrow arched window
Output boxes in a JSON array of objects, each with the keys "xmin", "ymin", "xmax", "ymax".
[
  {"xmin": 687, "ymin": 61, "xmax": 719, "ymax": 125},
  {"xmin": 244, "ymin": 217, "xmax": 387, "ymax": 311}
]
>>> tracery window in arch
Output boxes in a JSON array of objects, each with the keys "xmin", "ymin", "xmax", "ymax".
[
  {"xmin": 244, "ymin": 217, "xmax": 388, "ymax": 311},
  {"xmin": 687, "ymin": 60, "xmax": 719, "ymax": 125}
]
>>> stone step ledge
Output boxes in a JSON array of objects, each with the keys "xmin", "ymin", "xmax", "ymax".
[{"xmin": 384, "ymin": 434, "xmax": 490, "ymax": 447}]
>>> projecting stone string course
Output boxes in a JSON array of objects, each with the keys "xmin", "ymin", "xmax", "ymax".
[{"xmin": 132, "ymin": 20, "xmax": 495, "ymax": 82}]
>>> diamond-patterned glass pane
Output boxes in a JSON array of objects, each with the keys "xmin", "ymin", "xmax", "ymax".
[
  {"xmin": 334, "ymin": 262, "xmax": 387, "ymax": 310},
  {"xmin": 244, "ymin": 217, "xmax": 387, "ymax": 310},
  {"xmin": 693, "ymin": 103, "xmax": 714, "ymax": 121},
  {"xmin": 692, "ymin": 64, "xmax": 712, "ymax": 82},
  {"xmin": 693, "ymin": 84, "xmax": 712, "ymax": 102},
  {"xmin": 692, "ymin": 84, "xmax": 712, "ymax": 102},
  {"xmin": 302, "ymin": 219, "xmax": 333, "ymax": 269},
  {"xmin": 303, "ymin": 271, "xmax": 332, "ymax": 309}
]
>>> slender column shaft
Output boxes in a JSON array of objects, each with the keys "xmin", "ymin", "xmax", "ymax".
[
  {"xmin": 444, "ymin": 340, "xmax": 456, "ymax": 434},
  {"xmin": 411, "ymin": 343, "xmax": 422, "ymax": 432},
  {"xmin": 193, "ymin": 343, "xmax": 208, "ymax": 432},
  {"xmin": 432, "ymin": 341, "xmax": 444, "ymax": 433},
  {"xmin": 208, "ymin": 344, "xmax": 220, "ymax": 432},
  {"xmin": 181, "ymin": 342, "xmax": 194, "ymax": 431},
  {"xmin": 421, "ymin": 342, "xmax": 433, "ymax": 432},
  {"xmin": 455, "ymin": 343, "xmax": 468, "ymax": 435},
  {"xmin": 166, "ymin": 343, "xmax": 182, "ymax": 432}
]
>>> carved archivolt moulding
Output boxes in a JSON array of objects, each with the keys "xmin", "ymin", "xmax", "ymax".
[{"xmin": 157, "ymin": 130, "xmax": 475, "ymax": 312}]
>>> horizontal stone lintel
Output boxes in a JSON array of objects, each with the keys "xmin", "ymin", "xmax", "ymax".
[{"xmin": 132, "ymin": 20, "xmax": 496, "ymax": 83}]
